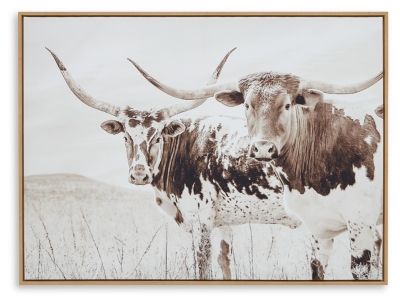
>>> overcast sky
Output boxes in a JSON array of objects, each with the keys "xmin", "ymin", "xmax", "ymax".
[{"xmin": 23, "ymin": 16, "xmax": 383, "ymax": 189}]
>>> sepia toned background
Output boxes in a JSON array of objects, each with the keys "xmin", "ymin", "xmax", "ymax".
[
  {"xmin": 24, "ymin": 16, "xmax": 383, "ymax": 188},
  {"xmin": 22, "ymin": 15, "xmax": 384, "ymax": 281}
]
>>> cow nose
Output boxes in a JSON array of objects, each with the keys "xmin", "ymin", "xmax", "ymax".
[
  {"xmin": 132, "ymin": 174, "xmax": 149, "ymax": 184},
  {"xmin": 129, "ymin": 173, "xmax": 150, "ymax": 184},
  {"xmin": 249, "ymin": 141, "xmax": 278, "ymax": 161},
  {"xmin": 129, "ymin": 164, "xmax": 150, "ymax": 185}
]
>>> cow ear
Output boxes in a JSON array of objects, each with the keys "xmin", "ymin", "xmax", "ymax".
[
  {"xmin": 214, "ymin": 90, "xmax": 244, "ymax": 107},
  {"xmin": 100, "ymin": 120, "xmax": 124, "ymax": 135},
  {"xmin": 375, "ymin": 105, "xmax": 384, "ymax": 118},
  {"xmin": 300, "ymin": 89, "xmax": 324, "ymax": 110},
  {"xmin": 162, "ymin": 120, "xmax": 186, "ymax": 137}
]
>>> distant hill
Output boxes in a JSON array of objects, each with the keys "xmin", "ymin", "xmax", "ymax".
[{"xmin": 25, "ymin": 173, "xmax": 153, "ymax": 206}]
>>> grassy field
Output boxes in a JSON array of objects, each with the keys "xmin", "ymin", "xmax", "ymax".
[{"xmin": 24, "ymin": 174, "xmax": 381, "ymax": 280}]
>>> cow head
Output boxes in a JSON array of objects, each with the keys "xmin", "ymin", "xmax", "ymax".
[
  {"xmin": 217, "ymin": 73, "xmax": 303, "ymax": 160},
  {"xmin": 128, "ymin": 61, "xmax": 382, "ymax": 161},
  {"xmin": 100, "ymin": 110, "xmax": 185, "ymax": 185},
  {"xmin": 47, "ymin": 47, "xmax": 236, "ymax": 184}
]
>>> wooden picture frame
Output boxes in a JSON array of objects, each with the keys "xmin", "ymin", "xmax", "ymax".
[{"xmin": 19, "ymin": 12, "xmax": 388, "ymax": 285}]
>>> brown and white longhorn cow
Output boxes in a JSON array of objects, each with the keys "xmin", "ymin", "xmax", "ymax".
[
  {"xmin": 47, "ymin": 48, "xmax": 301, "ymax": 280},
  {"xmin": 129, "ymin": 60, "xmax": 384, "ymax": 280}
]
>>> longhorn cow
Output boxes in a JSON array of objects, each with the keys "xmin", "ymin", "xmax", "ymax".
[
  {"xmin": 47, "ymin": 48, "xmax": 301, "ymax": 280},
  {"xmin": 128, "ymin": 58, "xmax": 384, "ymax": 280}
]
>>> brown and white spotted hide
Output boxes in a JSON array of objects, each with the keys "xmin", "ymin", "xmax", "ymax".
[
  {"xmin": 49, "ymin": 47, "xmax": 295, "ymax": 280},
  {"xmin": 214, "ymin": 72, "xmax": 382, "ymax": 195},
  {"xmin": 102, "ymin": 111, "xmax": 301, "ymax": 279},
  {"xmin": 154, "ymin": 115, "xmax": 300, "ymax": 226},
  {"xmin": 127, "ymin": 59, "xmax": 384, "ymax": 280},
  {"xmin": 214, "ymin": 72, "xmax": 383, "ymax": 280}
]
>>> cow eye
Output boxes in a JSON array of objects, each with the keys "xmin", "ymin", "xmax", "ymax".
[
  {"xmin": 124, "ymin": 136, "xmax": 128, "ymax": 143},
  {"xmin": 244, "ymin": 103, "xmax": 249, "ymax": 110},
  {"xmin": 285, "ymin": 104, "xmax": 290, "ymax": 110},
  {"xmin": 155, "ymin": 137, "xmax": 161, "ymax": 144}
]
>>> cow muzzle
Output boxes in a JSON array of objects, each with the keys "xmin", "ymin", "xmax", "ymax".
[
  {"xmin": 249, "ymin": 140, "xmax": 279, "ymax": 161},
  {"xmin": 129, "ymin": 164, "xmax": 151, "ymax": 185}
]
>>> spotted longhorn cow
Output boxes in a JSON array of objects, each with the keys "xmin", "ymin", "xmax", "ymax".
[
  {"xmin": 129, "ymin": 59, "xmax": 384, "ymax": 280},
  {"xmin": 47, "ymin": 48, "xmax": 301, "ymax": 280}
]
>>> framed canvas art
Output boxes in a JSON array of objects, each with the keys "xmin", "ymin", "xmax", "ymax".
[{"xmin": 19, "ymin": 12, "xmax": 387, "ymax": 284}]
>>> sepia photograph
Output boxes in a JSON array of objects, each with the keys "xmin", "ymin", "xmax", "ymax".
[{"xmin": 20, "ymin": 13, "xmax": 386, "ymax": 283}]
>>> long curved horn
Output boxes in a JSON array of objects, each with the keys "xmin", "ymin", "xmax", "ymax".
[
  {"xmin": 156, "ymin": 47, "xmax": 237, "ymax": 117},
  {"xmin": 127, "ymin": 55, "xmax": 239, "ymax": 101},
  {"xmin": 301, "ymin": 71, "xmax": 383, "ymax": 94},
  {"xmin": 46, "ymin": 48, "xmax": 120, "ymax": 116}
]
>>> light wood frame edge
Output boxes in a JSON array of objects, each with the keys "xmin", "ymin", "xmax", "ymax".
[{"xmin": 18, "ymin": 11, "xmax": 389, "ymax": 286}]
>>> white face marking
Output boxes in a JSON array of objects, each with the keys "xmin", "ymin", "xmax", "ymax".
[
  {"xmin": 127, "ymin": 125, "xmax": 148, "ymax": 142},
  {"xmin": 122, "ymin": 114, "xmax": 165, "ymax": 185},
  {"xmin": 364, "ymin": 135, "xmax": 373, "ymax": 145}
]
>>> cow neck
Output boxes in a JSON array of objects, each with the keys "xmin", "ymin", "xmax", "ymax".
[
  {"xmin": 151, "ymin": 118, "xmax": 284, "ymax": 201},
  {"xmin": 151, "ymin": 119, "xmax": 206, "ymax": 199},
  {"xmin": 276, "ymin": 103, "xmax": 380, "ymax": 196}
]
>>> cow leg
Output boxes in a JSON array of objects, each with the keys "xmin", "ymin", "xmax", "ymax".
[
  {"xmin": 192, "ymin": 223, "xmax": 212, "ymax": 280},
  {"xmin": 154, "ymin": 195, "xmax": 193, "ymax": 233},
  {"xmin": 347, "ymin": 221, "xmax": 376, "ymax": 280},
  {"xmin": 371, "ymin": 228, "xmax": 382, "ymax": 270},
  {"xmin": 215, "ymin": 226, "xmax": 233, "ymax": 280},
  {"xmin": 310, "ymin": 236, "xmax": 334, "ymax": 280}
]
